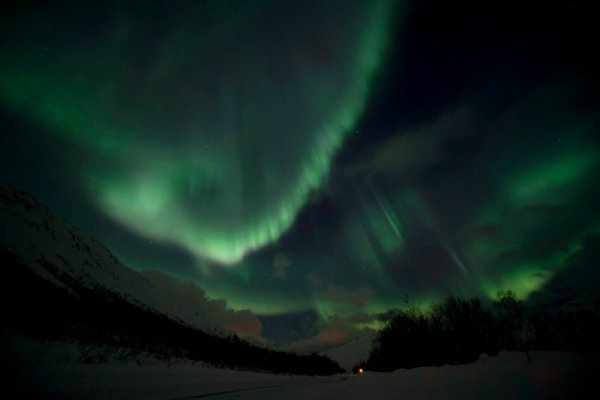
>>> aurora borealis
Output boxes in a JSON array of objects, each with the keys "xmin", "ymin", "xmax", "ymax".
[
  {"xmin": 0, "ymin": 0, "xmax": 395, "ymax": 265},
  {"xmin": 1, "ymin": 0, "xmax": 599, "ymax": 347}
]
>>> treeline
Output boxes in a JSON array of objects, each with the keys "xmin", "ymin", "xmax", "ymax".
[
  {"xmin": 366, "ymin": 291, "xmax": 600, "ymax": 371},
  {"xmin": 0, "ymin": 249, "xmax": 343, "ymax": 376}
]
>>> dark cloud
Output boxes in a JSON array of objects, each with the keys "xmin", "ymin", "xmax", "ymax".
[
  {"xmin": 284, "ymin": 314, "xmax": 367, "ymax": 354},
  {"xmin": 464, "ymin": 224, "xmax": 506, "ymax": 243},
  {"xmin": 519, "ymin": 204, "xmax": 565, "ymax": 217},
  {"xmin": 341, "ymin": 313, "xmax": 376, "ymax": 325},
  {"xmin": 272, "ymin": 253, "xmax": 291, "ymax": 281},
  {"xmin": 341, "ymin": 106, "xmax": 476, "ymax": 181},
  {"xmin": 528, "ymin": 235, "xmax": 600, "ymax": 306},
  {"xmin": 141, "ymin": 270, "xmax": 270, "ymax": 345},
  {"xmin": 258, "ymin": 310, "xmax": 320, "ymax": 347},
  {"xmin": 322, "ymin": 284, "xmax": 373, "ymax": 310}
]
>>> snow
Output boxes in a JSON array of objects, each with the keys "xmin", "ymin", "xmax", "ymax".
[
  {"xmin": 7, "ymin": 337, "xmax": 595, "ymax": 400},
  {"xmin": 0, "ymin": 184, "xmax": 228, "ymax": 336},
  {"xmin": 1, "ymin": 189, "xmax": 595, "ymax": 398}
]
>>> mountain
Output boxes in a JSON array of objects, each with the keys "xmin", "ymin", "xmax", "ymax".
[
  {"xmin": 0, "ymin": 183, "xmax": 342, "ymax": 375},
  {"xmin": 0, "ymin": 183, "xmax": 235, "ymax": 335},
  {"xmin": 140, "ymin": 269, "xmax": 269, "ymax": 345}
]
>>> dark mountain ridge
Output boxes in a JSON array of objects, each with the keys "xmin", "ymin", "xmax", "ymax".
[{"xmin": 0, "ymin": 183, "xmax": 343, "ymax": 375}]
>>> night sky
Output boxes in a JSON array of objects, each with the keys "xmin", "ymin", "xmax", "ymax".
[{"xmin": 1, "ymin": 0, "xmax": 599, "ymax": 348}]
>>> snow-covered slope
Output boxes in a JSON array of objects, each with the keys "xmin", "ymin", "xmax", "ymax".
[
  {"xmin": 320, "ymin": 330, "xmax": 377, "ymax": 371},
  {"xmin": 140, "ymin": 269, "xmax": 267, "ymax": 344},
  {"xmin": 0, "ymin": 184, "xmax": 224, "ymax": 336}
]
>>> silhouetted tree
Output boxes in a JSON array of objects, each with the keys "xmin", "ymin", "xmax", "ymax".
[
  {"xmin": 366, "ymin": 290, "xmax": 600, "ymax": 372},
  {"xmin": 0, "ymin": 249, "xmax": 344, "ymax": 376},
  {"xmin": 493, "ymin": 289, "xmax": 526, "ymax": 350}
]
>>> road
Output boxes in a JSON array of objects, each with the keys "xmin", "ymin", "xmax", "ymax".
[{"xmin": 169, "ymin": 376, "xmax": 355, "ymax": 400}]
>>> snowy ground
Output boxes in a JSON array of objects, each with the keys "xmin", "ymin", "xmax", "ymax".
[{"xmin": 8, "ymin": 350, "xmax": 595, "ymax": 399}]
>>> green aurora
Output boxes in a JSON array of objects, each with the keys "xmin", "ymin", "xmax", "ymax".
[
  {"xmin": 1, "ymin": 0, "xmax": 598, "ymax": 346},
  {"xmin": 0, "ymin": 1, "xmax": 395, "ymax": 264}
]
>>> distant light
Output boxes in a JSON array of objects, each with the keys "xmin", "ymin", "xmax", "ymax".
[{"xmin": 358, "ymin": 368, "xmax": 364, "ymax": 374}]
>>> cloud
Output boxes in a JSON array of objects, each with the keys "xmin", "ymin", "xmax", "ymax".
[
  {"xmin": 141, "ymin": 269, "xmax": 271, "ymax": 345},
  {"xmin": 305, "ymin": 272, "xmax": 325, "ymax": 288},
  {"xmin": 257, "ymin": 309, "xmax": 320, "ymax": 346},
  {"xmin": 284, "ymin": 315, "xmax": 361, "ymax": 354},
  {"xmin": 272, "ymin": 252, "xmax": 291, "ymax": 280},
  {"xmin": 519, "ymin": 204, "xmax": 564, "ymax": 217},
  {"xmin": 322, "ymin": 284, "xmax": 373, "ymax": 309},
  {"xmin": 341, "ymin": 313, "xmax": 376, "ymax": 325},
  {"xmin": 346, "ymin": 106, "xmax": 475, "ymax": 179},
  {"xmin": 527, "ymin": 235, "xmax": 600, "ymax": 306},
  {"xmin": 207, "ymin": 301, "xmax": 264, "ymax": 340},
  {"xmin": 286, "ymin": 325, "xmax": 350, "ymax": 354},
  {"xmin": 464, "ymin": 223, "xmax": 506, "ymax": 242}
]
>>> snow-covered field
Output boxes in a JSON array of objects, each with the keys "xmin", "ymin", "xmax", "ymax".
[
  {"xmin": 2, "ymin": 185, "xmax": 596, "ymax": 399},
  {"xmin": 10, "ymin": 350, "xmax": 594, "ymax": 399}
]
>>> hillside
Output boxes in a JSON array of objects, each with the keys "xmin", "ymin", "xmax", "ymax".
[
  {"xmin": 0, "ymin": 183, "xmax": 228, "ymax": 335},
  {"xmin": 0, "ymin": 183, "xmax": 342, "ymax": 376}
]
